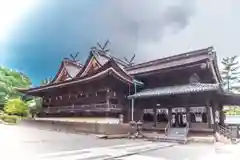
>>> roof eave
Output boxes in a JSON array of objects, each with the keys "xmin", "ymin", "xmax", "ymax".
[
  {"xmin": 128, "ymin": 83, "xmax": 220, "ymax": 99},
  {"xmin": 50, "ymin": 61, "xmax": 65, "ymax": 83},
  {"xmin": 25, "ymin": 67, "xmax": 138, "ymax": 94},
  {"xmin": 126, "ymin": 47, "xmax": 213, "ymax": 71}
]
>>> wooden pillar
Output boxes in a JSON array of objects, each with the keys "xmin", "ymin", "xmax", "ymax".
[
  {"xmin": 122, "ymin": 94, "xmax": 132, "ymax": 123},
  {"xmin": 206, "ymin": 104, "xmax": 212, "ymax": 129},
  {"xmin": 212, "ymin": 101, "xmax": 217, "ymax": 132},
  {"xmin": 153, "ymin": 107, "xmax": 157, "ymax": 127},
  {"xmin": 186, "ymin": 107, "xmax": 191, "ymax": 127},
  {"xmin": 237, "ymin": 125, "xmax": 240, "ymax": 138},
  {"xmin": 168, "ymin": 107, "xmax": 172, "ymax": 124},
  {"xmin": 219, "ymin": 106, "xmax": 225, "ymax": 126},
  {"xmin": 185, "ymin": 94, "xmax": 190, "ymax": 127},
  {"xmin": 127, "ymin": 99, "xmax": 131, "ymax": 122},
  {"xmin": 106, "ymin": 89, "xmax": 110, "ymax": 117},
  {"xmin": 133, "ymin": 99, "xmax": 138, "ymax": 121},
  {"xmin": 123, "ymin": 105, "xmax": 130, "ymax": 123},
  {"xmin": 133, "ymin": 107, "xmax": 143, "ymax": 121},
  {"xmin": 139, "ymin": 108, "xmax": 144, "ymax": 122}
]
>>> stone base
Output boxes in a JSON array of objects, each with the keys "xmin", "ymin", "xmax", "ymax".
[
  {"xmin": 187, "ymin": 136, "xmax": 215, "ymax": 144},
  {"xmin": 20, "ymin": 119, "xmax": 131, "ymax": 135}
]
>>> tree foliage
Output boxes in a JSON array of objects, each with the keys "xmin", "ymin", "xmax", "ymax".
[
  {"xmin": 4, "ymin": 98, "xmax": 28, "ymax": 116},
  {"xmin": 224, "ymin": 106, "xmax": 240, "ymax": 115},
  {"xmin": 28, "ymin": 97, "xmax": 43, "ymax": 117},
  {"xmin": 221, "ymin": 56, "xmax": 240, "ymax": 92},
  {"xmin": 0, "ymin": 66, "xmax": 32, "ymax": 104}
]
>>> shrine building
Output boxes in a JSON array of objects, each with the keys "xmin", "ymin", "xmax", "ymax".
[{"xmin": 19, "ymin": 46, "xmax": 240, "ymax": 133}]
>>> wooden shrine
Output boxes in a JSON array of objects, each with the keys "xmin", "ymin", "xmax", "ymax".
[{"xmin": 18, "ymin": 46, "xmax": 240, "ymax": 133}]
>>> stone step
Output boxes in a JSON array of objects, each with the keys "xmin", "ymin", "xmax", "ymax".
[
  {"xmin": 167, "ymin": 135, "xmax": 186, "ymax": 139},
  {"xmin": 164, "ymin": 127, "xmax": 188, "ymax": 144},
  {"xmin": 155, "ymin": 137, "xmax": 186, "ymax": 144},
  {"xmin": 145, "ymin": 135, "xmax": 187, "ymax": 144},
  {"xmin": 168, "ymin": 128, "xmax": 187, "ymax": 135},
  {"xmin": 168, "ymin": 132, "xmax": 185, "ymax": 135}
]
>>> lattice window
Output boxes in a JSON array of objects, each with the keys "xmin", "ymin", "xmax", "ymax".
[
  {"xmin": 172, "ymin": 107, "xmax": 186, "ymax": 113},
  {"xmin": 157, "ymin": 109, "xmax": 168, "ymax": 114},
  {"xmin": 144, "ymin": 109, "xmax": 154, "ymax": 114}
]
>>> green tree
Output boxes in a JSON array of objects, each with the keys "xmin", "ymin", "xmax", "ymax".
[
  {"xmin": 221, "ymin": 56, "xmax": 240, "ymax": 92},
  {"xmin": 4, "ymin": 98, "xmax": 28, "ymax": 116},
  {"xmin": 0, "ymin": 66, "xmax": 32, "ymax": 104}
]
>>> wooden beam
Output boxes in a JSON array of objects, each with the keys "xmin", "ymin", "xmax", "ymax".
[
  {"xmin": 186, "ymin": 106, "xmax": 191, "ymax": 128},
  {"xmin": 206, "ymin": 103, "xmax": 212, "ymax": 129},
  {"xmin": 153, "ymin": 107, "xmax": 157, "ymax": 127}
]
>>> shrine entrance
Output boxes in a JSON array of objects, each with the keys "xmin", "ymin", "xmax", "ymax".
[{"xmin": 172, "ymin": 107, "xmax": 187, "ymax": 128}]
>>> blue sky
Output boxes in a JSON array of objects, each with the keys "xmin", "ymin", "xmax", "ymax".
[
  {"xmin": 0, "ymin": 0, "xmax": 99, "ymax": 85},
  {"xmin": 1, "ymin": 0, "xmax": 240, "ymax": 86}
]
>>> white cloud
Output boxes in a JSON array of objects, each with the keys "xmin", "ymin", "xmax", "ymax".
[
  {"xmin": 132, "ymin": 0, "xmax": 240, "ymax": 62},
  {"xmin": 90, "ymin": 0, "xmax": 240, "ymax": 63},
  {"xmin": 89, "ymin": 0, "xmax": 196, "ymax": 61},
  {"xmin": 0, "ymin": 0, "xmax": 37, "ymax": 42},
  {"xmin": 0, "ymin": 0, "xmax": 38, "ymax": 64}
]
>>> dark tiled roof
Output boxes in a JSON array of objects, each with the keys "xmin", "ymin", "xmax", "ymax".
[
  {"xmin": 126, "ymin": 47, "xmax": 214, "ymax": 75},
  {"xmin": 127, "ymin": 47, "xmax": 213, "ymax": 70},
  {"xmin": 51, "ymin": 60, "xmax": 83, "ymax": 83},
  {"xmin": 93, "ymin": 52, "xmax": 109, "ymax": 65},
  {"xmin": 77, "ymin": 50, "xmax": 129, "ymax": 77},
  {"xmin": 21, "ymin": 59, "xmax": 142, "ymax": 94},
  {"xmin": 128, "ymin": 83, "xmax": 220, "ymax": 99},
  {"xmin": 64, "ymin": 62, "xmax": 82, "ymax": 78},
  {"xmin": 127, "ymin": 55, "xmax": 210, "ymax": 75}
]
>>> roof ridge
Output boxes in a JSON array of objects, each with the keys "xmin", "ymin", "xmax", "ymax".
[
  {"xmin": 126, "ymin": 46, "xmax": 213, "ymax": 70},
  {"xmin": 98, "ymin": 52, "xmax": 129, "ymax": 66},
  {"xmin": 63, "ymin": 59, "xmax": 83, "ymax": 67}
]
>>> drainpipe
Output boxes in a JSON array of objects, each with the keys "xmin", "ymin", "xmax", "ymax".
[{"xmin": 131, "ymin": 82, "xmax": 137, "ymax": 121}]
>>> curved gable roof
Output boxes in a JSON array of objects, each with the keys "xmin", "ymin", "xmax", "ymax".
[
  {"xmin": 78, "ymin": 52, "xmax": 102, "ymax": 77},
  {"xmin": 51, "ymin": 59, "xmax": 83, "ymax": 83},
  {"xmin": 77, "ymin": 51, "xmax": 129, "ymax": 77},
  {"xmin": 82, "ymin": 58, "xmax": 132, "ymax": 81},
  {"xmin": 20, "ymin": 59, "xmax": 141, "ymax": 94}
]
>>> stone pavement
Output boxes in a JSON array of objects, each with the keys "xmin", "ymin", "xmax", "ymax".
[
  {"xmin": 36, "ymin": 141, "xmax": 174, "ymax": 160},
  {"xmin": 0, "ymin": 124, "xmax": 174, "ymax": 160},
  {"xmin": 34, "ymin": 142, "xmax": 240, "ymax": 160},
  {"xmin": 1, "ymin": 124, "xmax": 240, "ymax": 160}
]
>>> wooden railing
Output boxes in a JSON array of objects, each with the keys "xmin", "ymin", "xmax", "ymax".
[
  {"xmin": 43, "ymin": 103, "xmax": 122, "ymax": 113},
  {"xmin": 218, "ymin": 124, "xmax": 234, "ymax": 141}
]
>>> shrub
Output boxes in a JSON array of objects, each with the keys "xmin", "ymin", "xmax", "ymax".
[
  {"xmin": 28, "ymin": 98, "xmax": 43, "ymax": 118},
  {"xmin": 4, "ymin": 98, "xmax": 28, "ymax": 117},
  {"xmin": 0, "ymin": 114, "xmax": 19, "ymax": 124}
]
